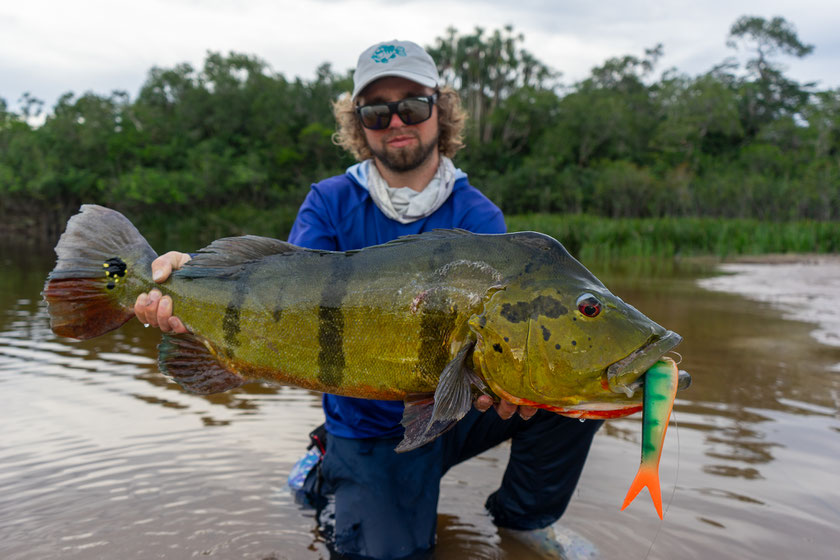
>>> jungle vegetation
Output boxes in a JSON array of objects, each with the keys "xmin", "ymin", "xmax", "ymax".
[{"xmin": 1, "ymin": 16, "xmax": 838, "ymax": 255}]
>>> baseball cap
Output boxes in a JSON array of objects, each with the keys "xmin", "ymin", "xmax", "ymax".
[{"xmin": 352, "ymin": 40, "xmax": 441, "ymax": 101}]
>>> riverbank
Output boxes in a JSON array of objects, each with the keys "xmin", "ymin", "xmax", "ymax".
[{"xmin": 699, "ymin": 254, "xmax": 840, "ymax": 360}]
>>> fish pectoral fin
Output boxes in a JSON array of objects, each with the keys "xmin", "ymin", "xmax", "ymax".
[
  {"xmin": 158, "ymin": 333, "xmax": 245, "ymax": 395},
  {"xmin": 396, "ymin": 343, "xmax": 476, "ymax": 453}
]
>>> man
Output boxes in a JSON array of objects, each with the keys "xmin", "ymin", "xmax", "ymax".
[{"xmin": 135, "ymin": 40, "xmax": 601, "ymax": 560}]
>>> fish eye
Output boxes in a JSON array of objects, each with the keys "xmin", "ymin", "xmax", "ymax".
[{"xmin": 576, "ymin": 293, "xmax": 602, "ymax": 318}]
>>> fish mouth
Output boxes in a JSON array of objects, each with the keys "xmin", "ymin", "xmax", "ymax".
[{"xmin": 605, "ymin": 330, "xmax": 682, "ymax": 396}]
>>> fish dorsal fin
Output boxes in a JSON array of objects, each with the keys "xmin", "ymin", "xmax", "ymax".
[
  {"xmin": 195, "ymin": 235, "xmax": 301, "ymax": 263},
  {"xmin": 381, "ymin": 228, "xmax": 477, "ymax": 247},
  {"xmin": 178, "ymin": 235, "xmax": 303, "ymax": 278}
]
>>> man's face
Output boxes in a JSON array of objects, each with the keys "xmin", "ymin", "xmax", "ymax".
[{"xmin": 357, "ymin": 77, "xmax": 439, "ymax": 173}]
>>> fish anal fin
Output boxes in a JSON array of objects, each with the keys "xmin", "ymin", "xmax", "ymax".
[
  {"xmin": 158, "ymin": 333, "xmax": 245, "ymax": 394},
  {"xmin": 396, "ymin": 343, "xmax": 477, "ymax": 453},
  {"xmin": 396, "ymin": 394, "xmax": 443, "ymax": 453},
  {"xmin": 621, "ymin": 464, "xmax": 664, "ymax": 519}
]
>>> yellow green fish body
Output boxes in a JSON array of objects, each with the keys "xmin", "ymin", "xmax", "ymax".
[{"xmin": 44, "ymin": 205, "xmax": 689, "ymax": 511}]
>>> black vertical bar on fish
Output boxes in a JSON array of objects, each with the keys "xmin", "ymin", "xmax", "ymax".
[
  {"xmin": 317, "ymin": 255, "xmax": 353, "ymax": 387},
  {"xmin": 417, "ymin": 240, "xmax": 459, "ymax": 384},
  {"xmin": 272, "ymin": 270, "xmax": 285, "ymax": 323},
  {"xmin": 418, "ymin": 303, "xmax": 458, "ymax": 382},
  {"xmin": 222, "ymin": 266, "xmax": 255, "ymax": 358}
]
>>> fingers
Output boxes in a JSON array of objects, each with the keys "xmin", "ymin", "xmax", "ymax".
[
  {"xmin": 168, "ymin": 316, "xmax": 189, "ymax": 334},
  {"xmin": 156, "ymin": 295, "xmax": 174, "ymax": 332},
  {"xmin": 518, "ymin": 405, "xmax": 538, "ymax": 421},
  {"xmin": 152, "ymin": 251, "xmax": 191, "ymax": 283},
  {"xmin": 135, "ymin": 251, "xmax": 192, "ymax": 332},
  {"xmin": 134, "ymin": 293, "xmax": 149, "ymax": 323},
  {"xmin": 474, "ymin": 394, "xmax": 494, "ymax": 412},
  {"xmin": 151, "ymin": 260, "xmax": 171, "ymax": 283},
  {"xmin": 474, "ymin": 396, "xmax": 537, "ymax": 422},
  {"xmin": 134, "ymin": 289, "xmax": 163, "ymax": 327},
  {"xmin": 494, "ymin": 400, "xmax": 518, "ymax": 420},
  {"xmin": 134, "ymin": 290, "xmax": 158, "ymax": 326},
  {"xmin": 133, "ymin": 291, "xmax": 187, "ymax": 333}
]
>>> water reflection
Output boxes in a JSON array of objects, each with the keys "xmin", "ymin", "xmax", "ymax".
[{"xmin": 1, "ymin": 247, "xmax": 839, "ymax": 559}]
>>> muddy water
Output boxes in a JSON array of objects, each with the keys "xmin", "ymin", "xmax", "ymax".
[{"xmin": 1, "ymin": 246, "xmax": 839, "ymax": 560}]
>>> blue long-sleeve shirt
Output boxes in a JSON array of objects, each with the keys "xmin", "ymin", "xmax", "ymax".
[{"xmin": 288, "ymin": 163, "xmax": 505, "ymax": 438}]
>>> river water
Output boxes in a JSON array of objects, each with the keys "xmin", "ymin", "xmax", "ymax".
[{"xmin": 1, "ymin": 244, "xmax": 839, "ymax": 560}]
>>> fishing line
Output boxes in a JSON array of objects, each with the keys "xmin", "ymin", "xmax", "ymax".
[
  {"xmin": 641, "ymin": 410, "xmax": 680, "ymax": 560},
  {"xmin": 665, "ymin": 411, "xmax": 681, "ymax": 519}
]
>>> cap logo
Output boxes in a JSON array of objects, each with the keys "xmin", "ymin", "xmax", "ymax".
[{"xmin": 371, "ymin": 45, "xmax": 407, "ymax": 64}]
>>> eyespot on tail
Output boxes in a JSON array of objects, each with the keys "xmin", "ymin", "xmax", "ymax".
[
  {"xmin": 620, "ymin": 464, "xmax": 664, "ymax": 519},
  {"xmin": 42, "ymin": 205, "xmax": 157, "ymax": 340}
]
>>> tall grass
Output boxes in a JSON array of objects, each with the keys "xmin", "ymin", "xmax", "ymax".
[
  {"xmin": 506, "ymin": 214, "xmax": 840, "ymax": 260},
  {"xmin": 29, "ymin": 205, "xmax": 837, "ymax": 259}
]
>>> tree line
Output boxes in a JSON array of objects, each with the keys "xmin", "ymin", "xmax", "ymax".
[{"xmin": 1, "ymin": 16, "xmax": 838, "ymax": 243}]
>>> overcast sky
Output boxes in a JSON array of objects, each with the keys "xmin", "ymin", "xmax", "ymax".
[{"xmin": 1, "ymin": 0, "xmax": 838, "ymax": 115}]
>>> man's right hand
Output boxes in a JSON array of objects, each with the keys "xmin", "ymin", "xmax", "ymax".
[{"xmin": 134, "ymin": 251, "xmax": 192, "ymax": 333}]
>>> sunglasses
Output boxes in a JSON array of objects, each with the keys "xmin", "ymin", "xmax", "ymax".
[{"xmin": 355, "ymin": 92, "xmax": 439, "ymax": 130}]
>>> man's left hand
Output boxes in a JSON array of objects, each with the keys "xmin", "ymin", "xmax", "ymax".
[{"xmin": 474, "ymin": 395, "xmax": 537, "ymax": 421}]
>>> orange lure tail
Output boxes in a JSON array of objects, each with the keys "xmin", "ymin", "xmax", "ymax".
[{"xmin": 621, "ymin": 464, "xmax": 665, "ymax": 519}]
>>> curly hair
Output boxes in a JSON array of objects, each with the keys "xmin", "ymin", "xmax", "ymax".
[{"xmin": 331, "ymin": 86, "xmax": 467, "ymax": 162}]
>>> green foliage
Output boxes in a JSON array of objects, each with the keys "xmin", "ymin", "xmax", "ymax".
[
  {"xmin": 428, "ymin": 25, "xmax": 557, "ymax": 149},
  {"xmin": 506, "ymin": 214, "xmax": 840, "ymax": 260},
  {"xmin": 726, "ymin": 15, "xmax": 815, "ymax": 136},
  {"xmin": 0, "ymin": 52, "xmax": 353, "ymax": 240},
  {"xmin": 134, "ymin": 203, "xmax": 301, "ymax": 250},
  {"xmin": 1, "ymin": 18, "xmax": 838, "ymax": 253}
]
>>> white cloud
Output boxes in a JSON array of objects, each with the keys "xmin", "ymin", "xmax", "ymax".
[{"xmin": 1, "ymin": 0, "xmax": 837, "ymax": 112}]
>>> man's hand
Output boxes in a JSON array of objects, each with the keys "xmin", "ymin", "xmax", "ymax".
[
  {"xmin": 134, "ymin": 251, "xmax": 191, "ymax": 333},
  {"xmin": 474, "ymin": 395, "xmax": 537, "ymax": 421}
]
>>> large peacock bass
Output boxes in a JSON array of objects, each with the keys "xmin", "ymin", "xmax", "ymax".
[{"xmin": 43, "ymin": 205, "xmax": 690, "ymax": 515}]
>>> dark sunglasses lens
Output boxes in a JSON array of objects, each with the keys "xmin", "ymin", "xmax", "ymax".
[
  {"xmin": 359, "ymin": 105, "xmax": 392, "ymax": 130},
  {"xmin": 396, "ymin": 98, "xmax": 432, "ymax": 125},
  {"xmin": 358, "ymin": 97, "xmax": 434, "ymax": 129}
]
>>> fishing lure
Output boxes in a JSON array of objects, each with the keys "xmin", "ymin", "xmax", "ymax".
[{"xmin": 620, "ymin": 357, "xmax": 679, "ymax": 519}]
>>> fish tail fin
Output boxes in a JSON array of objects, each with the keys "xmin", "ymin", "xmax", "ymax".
[
  {"xmin": 43, "ymin": 205, "xmax": 157, "ymax": 339},
  {"xmin": 621, "ymin": 463, "xmax": 663, "ymax": 519}
]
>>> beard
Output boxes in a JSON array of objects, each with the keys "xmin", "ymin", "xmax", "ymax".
[{"xmin": 369, "ymin": 130, "xmax": 439, "ymax": 173}]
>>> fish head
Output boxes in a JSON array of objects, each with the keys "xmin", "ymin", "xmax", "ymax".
[{"xmin": 468, "ymin": 233, "xmax": 682, "ymax": 411}]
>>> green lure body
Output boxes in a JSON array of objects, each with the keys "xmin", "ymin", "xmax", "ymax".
[{"xmin": 620, "ymin": 357, "xmax": 680, "ymax": 519}]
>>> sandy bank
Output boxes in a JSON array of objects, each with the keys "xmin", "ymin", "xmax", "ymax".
[
  {"xmin": 724, "ymin": 253, "xmax": 840, "ymax": 265},
  {"xmin": 698, "ymin": 254, "xmax": 840, "ymax": 353}
]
